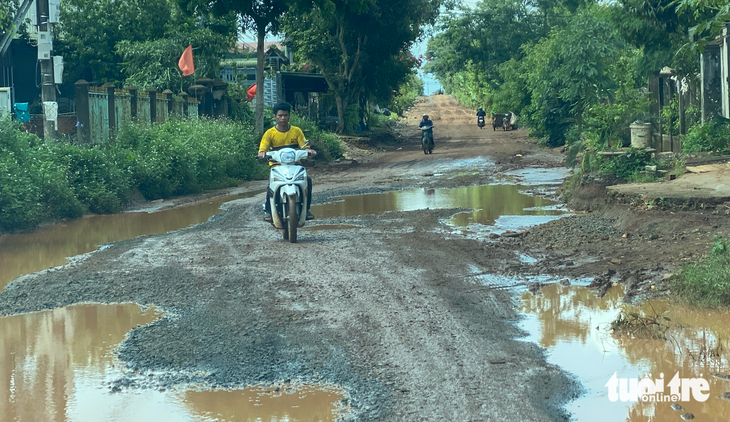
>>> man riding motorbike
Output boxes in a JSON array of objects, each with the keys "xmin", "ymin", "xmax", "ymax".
[
  {"xmin": 258, "ymin": 102, "xmax": 317, "ymax": 222},
  {"xmin": 419, "ymin": 113, "xmax": 434, "ymax": 153},
  {"xmin": 476, "ymin": 107, "xmax": 487, "ymax": 128}
]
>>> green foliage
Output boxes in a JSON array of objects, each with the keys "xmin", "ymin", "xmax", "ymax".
[
  {"xmin": 57, "ymin": 0, "xmax": 174, "ymax": 84},
  {"xmin": 674, "ymin": 0, "xmax": 730, "ymax": 55},
  {"xmin": 681, "ymin": 117, "xmax": 730, "ymax": 153},
  {"xmin": 661, "ymin": 98, "xmax": 679, "ymax": 136},
  {"xmin": 426, "ymin": 0, "xmax": 547, "ymax": 109},
  {"xmin": 0, "ymin": 0, "xmax": 19, "ymax": 36},
  {"xmin": 611, "ymin": 0, "xmax": 704, "ymax": 78},
  {"xmin": 0, "ymin": 117, "xmax": 272, "ymax": 232},
  {"xmin": 52, "ymin": 144, "xmax": 133, "ymax": 214},
  {"xmin": 0, "ymin": 120, "xmax": 89, "ymax": 231},
  {"xmin": 519, "ymin": 7, "xmax": 625, "ymax": 146},
  {"xmin": 672, "ymin": 236, "xmax": 730, "ymax": 308},
  {"xmin": 114, "ymin": 118, "xmax": 266, "ymax": 199},
  {"xmin": 685, "ymin": 104, "xmax": 701, "ymax": 129},
  {"xmin": 284, "ymin": 0, "xmax": 442, "ymax": 133},
  {"xmin": 116, "ymin": 28, "xmax": 232, "ymax": 91},
  {"xmin": 599, "ymin": 148, "xmax": 656, "ymax": 180},
  {"xmin": 288, "ymin": 113, "xmax": 343, "ymax": 161},
  {"xmin": 387, "ymin": 74, "xmax": 424, "ymax": 116},
  {"xmin": 225, "ymin": 82, "xmax": 254, "ymax": 123}
]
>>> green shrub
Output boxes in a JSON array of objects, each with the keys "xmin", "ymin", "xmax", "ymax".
[
  {"xmin": 672, "ymin": 236, "xmax": 730, "ymax": 308},
  {"xmin": 289, "ymin": 113, "xmax": 343, "ymax": 161},
  {"xmin": 51, "ymin": 144, "xmax": 133, "ymax": 214},
  {"xmin": 682, "ymin": 117, "xmax": 730, "ymax": 154},
  {"xmin": 0, "ymin": 120, "xmax": 84, "ymax": 231},
  {"xmin": 115, "ymin": 118, "xmax": 266, "ymax": 200},
  {"xmin": 599, "ymin": 147, "xmax": 656, "ymax": 180}
]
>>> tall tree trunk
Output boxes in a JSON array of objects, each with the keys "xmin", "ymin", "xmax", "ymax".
[
  {"xmin": 335, "ymin": 92, "xmax": 347, "ymax": 134},
  {"xmin": 255, "ymin": 25, "xmax": 266, "ymax": 134}
]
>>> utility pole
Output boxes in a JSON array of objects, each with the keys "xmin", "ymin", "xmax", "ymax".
[{"xmin": 37, "ymin": 0, "xmax": 57, "ymax": 140}]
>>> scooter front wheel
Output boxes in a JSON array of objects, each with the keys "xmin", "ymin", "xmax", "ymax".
[{"xmin": 287, "ymin": 195, "xmax": 298, "ymax": 243}]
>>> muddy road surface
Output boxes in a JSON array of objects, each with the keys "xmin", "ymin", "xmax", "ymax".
[{"xmin": 2, "ymin": 95, "xmax": 727, "ymax": 421}]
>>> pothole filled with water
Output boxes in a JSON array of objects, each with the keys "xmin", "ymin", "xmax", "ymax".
[
  {"xmin": 310, "ymin": 184, "xmax": 569, "ymax": 229},
  {"xmin": 518, "ymin": 282, "xmax": 730, "ymax": 421},
  {"xmin": 0, "ymin": 303, "xmax": 349, "ymax": 422},
  {"xmin": 0, "ymin": 191, "xmax": 262, "ymax": 290}
]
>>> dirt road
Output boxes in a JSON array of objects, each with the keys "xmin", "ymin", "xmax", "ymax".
[{"xmin": 2, "ymin": 95, "xmax": 728, "ymax": 421}]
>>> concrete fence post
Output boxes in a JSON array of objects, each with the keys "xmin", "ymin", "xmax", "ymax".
[{"xmin": 74, "ymin": 79, "xmax": 90, "ymax": 143}]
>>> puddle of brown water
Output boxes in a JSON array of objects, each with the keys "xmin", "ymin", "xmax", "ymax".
[
  {"xmin": 0, "ymin": 303, "xmax": 349, "ymax": 421},
  {"xmin": 184, "ymin": 385, "xmax": 348, "ymax": 421},
  {"xmin": 0, "ymin": 303, "xmax": 164, "ymax": 422},
  {"xmin": 310, "ymin": 185, "xmax": 566, "ymax": 226},
  {"xmin": 0, "ymin": 191, "xmax": 261, "ymax": 290},
  {"xmin": 519, "ymin": 283, "xmax": 730, "ymax": 421}
]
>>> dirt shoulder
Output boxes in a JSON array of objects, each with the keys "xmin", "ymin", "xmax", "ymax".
[{"xmin": 2, "ymin": 95, "xmax": 725, "ymax": 421}]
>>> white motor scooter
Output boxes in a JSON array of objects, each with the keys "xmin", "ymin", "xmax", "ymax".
[{"xmin": 264, "ymin": 147, "xmax": 311, "ymax": 242}]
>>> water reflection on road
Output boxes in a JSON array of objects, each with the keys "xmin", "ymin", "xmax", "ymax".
[
  {"xmin": 0, "ymin": 191, "xmax": 262, "ymax": 290},
  {"xmin": 519, "ymin": 283, "xmax": 730, "ymax": 421},
  {"xmin": 311, "ymin": 184, "xmax": 567, "ymax": 227},
  {"xmin": 0, "ymin": 303, "xmax": 348, "ymax": 422}
]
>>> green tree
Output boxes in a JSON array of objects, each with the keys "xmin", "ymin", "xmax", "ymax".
[
  {"xmin": 116, "ymin": 27, "xmax": 232, "ymax": 92},
  {"xmin": 674, "ymin": 0, "xmax": 730, "ymax": 50},
  {"xmin": 609, "ymin": 0, "xmax": 707, "ymax": 77},
  {"xmin": 57, "ymin": 0, "xmax": 174, "ymax": 84},
  {"xmin": 181, "ymin": 0, "xmax": 301, "ymax": 133},
  {"xmin": 425, "ymin": 0, "xmax": 544, "ymax": 107},
  {"xmin": 1, "ymin": 0, "xmax": 19, "ymax": 36},
  {"xmin": 284, "ymin": 0, "xmax": 441, "ymax": 133},
  {"xmin": 518, "ymin": 6, "xmax": 624, "ymax": 145}
]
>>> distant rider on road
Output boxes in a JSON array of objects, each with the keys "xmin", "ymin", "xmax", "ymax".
[{"xmin": 419, "ymin": 114, "xmax": 434, "ymax": 149}]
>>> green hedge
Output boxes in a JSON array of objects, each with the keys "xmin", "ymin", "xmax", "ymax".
[
  {"xmin": 115, "ymin": 118, "xmax": 266, "ymax": 199},
  {"xmin": 0, "ymin": 112, "xmax": 342, "ymax": 232},
  {"xmin": 0, "ymin": 118, "xmax": 267, "ymax": 232}
]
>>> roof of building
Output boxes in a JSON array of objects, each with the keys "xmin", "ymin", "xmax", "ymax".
[{"xmin": 235, "ymin": 42, "xmax": 285, "ymax": 53}]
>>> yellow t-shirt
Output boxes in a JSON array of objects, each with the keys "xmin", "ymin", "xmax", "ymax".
[{"xmin": 258, "ymin": 125, "xmax": 307, "ymax": 152}]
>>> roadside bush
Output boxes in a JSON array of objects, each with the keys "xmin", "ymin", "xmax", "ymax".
[
  {"xmin": 672, "ymin": 236, "xmax": 730, "ymax": 308},
  {"xmin": 115, "ymin": 118, "xmax": 266, "ymax": 200},
  {"xmin": 0, "ymin": 120, "xmax": 84, "ymax": 231},
  {"xmin": 599, "ymin": 147, "xmax": 656, "ymax": 180},
  {"xmin": 387, "ymin": 73, "xmax": 424, "ymax": 116},
  {"xmin": 51, "ymin": 144, "xmax": 133, "ymax": 214},
  {"xmin": 682, "ymin": 117, "xmax": 730, "ymax": 154},
  {"xmin": 289, "ymin": 113, "xmax": 343, "ymax": 161}
]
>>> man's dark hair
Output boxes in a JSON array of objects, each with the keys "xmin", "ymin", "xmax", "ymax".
[{"xmin": 273, "ymin": 102, "xmax": 292, "ymax": 114}]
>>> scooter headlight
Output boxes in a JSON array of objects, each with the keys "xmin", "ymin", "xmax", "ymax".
[
  {"xmin": 294, "ymin": 172, "xmax": 306, "ymax": 181},
  {"xmin": 280, "ymin": 150, "xmax": 296, "ymax": 164}
]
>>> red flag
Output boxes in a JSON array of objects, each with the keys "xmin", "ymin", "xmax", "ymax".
[
  {"xmin": 246, "ymin": 83, "xmax": 257, "ymax": 102},
  {"xmin": 178, "ymin": 45, "xmax": 195, "ymax": 76}
]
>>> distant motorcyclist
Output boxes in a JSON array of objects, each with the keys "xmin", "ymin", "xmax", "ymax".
[
  {"xmin": 476, "ymin": 107, "xmax": 487, "ymax": 128},
  {"xmin": 419, "ymin": 114, "xmax": 434, "ymax": 151}
]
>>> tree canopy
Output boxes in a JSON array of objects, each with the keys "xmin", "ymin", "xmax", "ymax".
[{"xmin": 284, "ymin": 0, "xmax": 443, "ymax": 132}]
